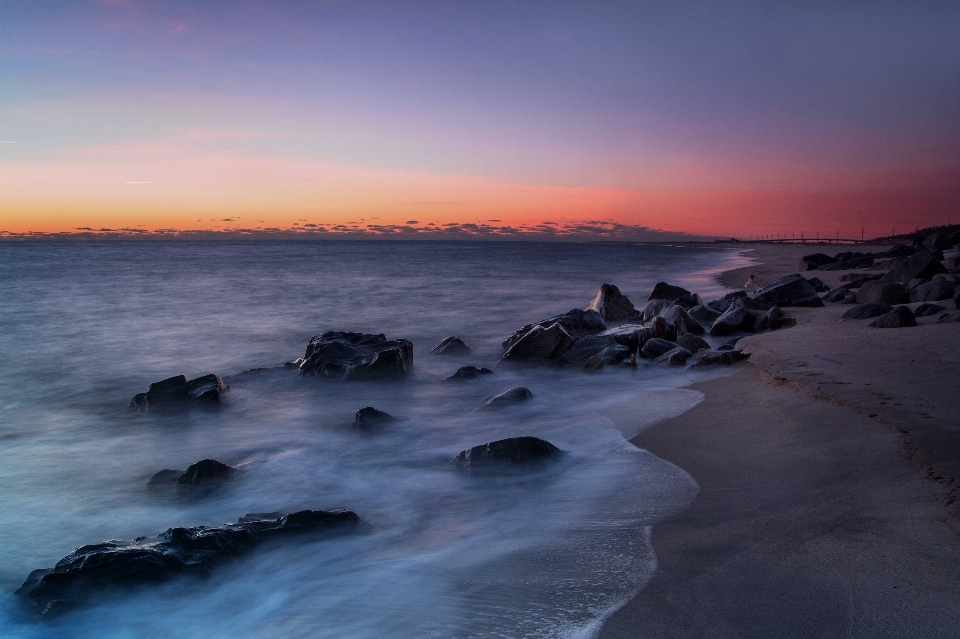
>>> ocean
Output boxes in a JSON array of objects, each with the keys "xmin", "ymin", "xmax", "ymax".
[{"xmin": 0, "ymin": 240, "xmax": 750, "ymax": 638}]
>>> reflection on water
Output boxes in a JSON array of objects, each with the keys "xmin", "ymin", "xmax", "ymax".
[{"xmin": 0, "ymin": 241, "xmax": 747, "ymax": 638}]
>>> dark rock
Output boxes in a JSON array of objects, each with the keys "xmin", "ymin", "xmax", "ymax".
[
  {"xmin": 597, "ymin": 324, "xmax": 647, "ymax": 351},
  {"xmin": 557, "ymin": 334, "xmax": 630, "ymax": 368},
  {"xmin": 869, "ymin": 306, "xmax": 917, "ymax": 328},
  {"xmin": 352, "ymin": 407, "xmax": 396, "ymax": 429},
  {"xmin": 177, "ymin": 459, "xmax": 236, "ymax": 485},
  {"xmin": 586, "ymin": 283, "xmax": 640, "ymax": 321},
  {"xmin": 838, "ymin": 273, "xmax": 881, "ymax": 285},
  {"xmin": 452, "ymin": 436, "xmax": 562, "ymax": 468},
  {"xmin": 581, "ymin": 356, "xmax": 604, "ymax": 372},
  {"xmin": 501, "ymin": 323, "xmax": 575, "ymax": 362},
  {"xmin": 655, "ymin": 347, "xmax": 691, "ymax": 366},
  {"xmin": 804, "ymin": 277, "xmax": 829, "ymax": 293},
  {"xmin": 710, "ymin": 305, "xmax": 754, "ymax": 336},
  {"xmin": 914, "ymin": 303, "xmax": 946, "ymax": 317},
  {"xmin": 694, "ymin": 350, "xmax": 750, "ymax": 366},
  {"xmin": 922, "ymin": 232, "xmax": 954, "ymax": 252},
  {"xmin": 752, "ymin": 273, "xmax": 825, "ymax": 308},
  {"xmin": 430, "ymin": 336, "xmax": 473, "ymax": 356},
  {"xmin": 937, "ymin": 311, "xmax": 960, "ymax": 323},
  {"xmin": 823, "ymin": 287, "xmax": 851, "ymax": 303},
  {"xmin": 688, "ymin": 304, "xmax": 721, "ymax": 324},
  {"xmin": 707, "ymin": 291, "xmax": 748, "ymax": 313},
  {"xmin": 799, "ymin": 253, "xmax": 834, "ymax": 271},
  {"xmin": 641, "ymin": 299, "xmax": 671, "ymax": 322},
  {"xmin": 479, "ymin": 387, "xmax": 533, "ymax": 410},
  {"xmin": 17, "ymin": 510, "xmax": 360, "ymax": 618},
  {"xmin": 299, "ymin": 332, "xmax": 413, "ymax": 381},
  {"xmin": 659, "ymin": 304, "xmax": 705, "ymax": 335},
  {"xmin": 855, "ymin": 281, "xmax": 910, "ymax": 305},
  {"xmin": 648, "ymin": 282, "xmax": 692, "ymax": 302},
  {"xmin": 147, "ymin": 469, "xmax": 183, "ymax": 486},
  {"xmin": 878, "ymin": 250, "xmax": 947, "ymax": 285},
  {"xmin": 753, "ymin": 306, "xmax": 784, "ymax": 331},
  {"xmin": 674, "ymin": 293, "xmax": 703, "ymax": 310},
  {"xmin": 639, "ymin": 338, "xmax": 676, "ymax": 359},
  {"xmin": 882, "ymin": 244, "xmax": 917, "ymax": 259},
  {"xmin": 905, "ymin": 277, "xmax": 927, "ymax": 292},
  {"xmin": 717, "ymin": 337, "xmax": 741, "ymax": 351},
  {"xmin": 909, "ymin": 278, "xmax": 957, "ymax": 303},
  {"xmin": 129, "ymin": 374, "xmax": 229, "ymax": 412},
  {"xmin": 446, "ymin": 366, "xmax": 494, "ymax": 381},
  {"xmin": 502, "ymin": 309, "xmax": 605, "ymax": 350},
  {"xmin": 676, "ymin": 333, "xmax": 710, "ymax": 353},
  {"xmin": 841, "ymin": 303, "xmax": 893, "ymax": 320}
]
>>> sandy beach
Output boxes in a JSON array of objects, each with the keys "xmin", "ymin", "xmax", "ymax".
[{"xmin": 601, "ymin": 242, "xmax": 960, "ymax": 638}]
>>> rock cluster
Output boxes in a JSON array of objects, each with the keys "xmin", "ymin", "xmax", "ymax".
[
  {"xmin": 298, "ymin": 332, "xmax": 413, "ymax": 380},
  {"xmin": 130, "ymin": 374, "xmax": 228, "ymax": 412}
]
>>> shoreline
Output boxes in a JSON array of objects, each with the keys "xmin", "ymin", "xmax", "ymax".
[{"xmin": 600, "ymin": 243, "xmax": 960, "ymax": 637}]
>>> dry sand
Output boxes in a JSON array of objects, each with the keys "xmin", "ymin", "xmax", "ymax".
[{"xmin": 600, "ymin": 243, "xmax": 960, "ymax": 638}]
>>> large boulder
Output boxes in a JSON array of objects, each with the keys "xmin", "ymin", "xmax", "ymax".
[
  {"xmin": 352, "ymin": 407, "xmax": 397, "ymax": 429},
  {"xmin": 752, "ymin": 273, "xmax": 824, "ymax": 308},
  {"xmin": 129, "ymin": 374, "xmax": 228, "ymax": 412},
  {"xmin": 597, "ymin": 324, "xmax": 649, "ymax": 352},
  {"xmin": 586, "ymin": 283, "xmax": 640, "ymax": 321},
  {"xmin": 921, "ymin": 232, "xmax": 954, "ymax": 252},
  {"xmin": 841, "ymin": 303, "xmax": 893, "ymax": 320},
  {"xmin": 753, "ymin": 306, "xmax": 784, "ymax": 332},
  {"xmin": 659, "ymin": 304, "xmax": 705, "ymax": 335},
  {"xmin": 707, "ymin": 291, "xmax": 748, "ymax": 314},
  {"xmin": 502, "ymin": 309, "xmax": 605, "ymax": 350},
  {"xmin": 878, "ymin": 250, "xmax": 947, "ymax": 285},
  {"xmin": 869, "ymin": 306, "xmax": 917, "ymax": 329},
  {"xmin": 914, "ymin": 303, "xmax": 946, "ymax": 317},
  {"xmin": 799, "ymin": 253, "xmax": 835, "ymax": 271},
  {"xmin": 648, "ymin": 282, "xmax": 692, "ymax": 302},
  {"xmin": 446, "ymin": 366, "xmax": 493, "ymax": 381},
  {"xmin": 804, "ymin": 277, "xmax": 829, "ymax": 292},
  {"xmin": 676, "ymin": 333, "xmax": 710, "ymax": 353},
  {"xmin": 479, "ymin": 387, "xmax": 533, "ymax": 410},
  {"xmin": 640, "ymin": 338, "xmax": 677, "ymax": 359},
  {"xmin": 501, "ymin": 323, "xmax": 575, "ymax": 361},
  {"xmin": 655, "ymin": 347, "xmax": 691, "ymax": 366},
  {"xmin": 674, "ymin": 293, "xmax": 703, "ymax": 310},
  {"xmin": 694, "ymin": 350, "xmax": 750, "ymax": 366},
  {"xmin": 855, "ymin": 281, "xmax": 909, "ymax": 305},
  {"xmin": 710, "ymin": 304, "xmax": 755, "ymax": 336},
  {"xmin": 823, "ymin": 287, "xmax": 852, "ymax": 303},
  {"xmin": 641, "ymin": 299, "xmax": 671, "ymax": 322},
  {"xmin": 557, "ymin": 334, "xmax": 631, "ymax": 368},
  {"xmin": 17, "ymin": 510, "xmax": 360, "ymax": 618},
  {"xmin": 178, "ymin": 459, "xmax": 236, "ymax": 485},
  {"xmin": 882, "ymin": 244, "xmax": 917, "ymax": 259},
  {"xmin": 453, "ymin": 436, "xmax": 562, "ymax": 469},
  {"xmin": 299, "ymin": 332, "xmax": 413, "ymax": 381},
  {"xmin": 430, "ymin": 336, "xmax": 472, "ymax": 356},
  {"xmin": 688, "ymin": 304, "xmax": 721, "ymax": 324},
  {"xmin": 909, "ymin": 278, "xmax": 957, "ymax": 303}
]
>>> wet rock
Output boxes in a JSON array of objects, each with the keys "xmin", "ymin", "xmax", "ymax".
[
  {"xmin": 640, "ymin": 338, "xmax": 677, "ymax": 359},
  {"xmin": 479, "ymin": 387, "xmax": 533, "ymax": 410},
  {"xmin": 659, "ymin": 304, "xmax": 705, "ymax": 335},
  {"xmin": 501, "ymin": 323, "xmax": 575, "ymax": 362},
  {"xmin": 641, "ymin": 299, "xmax": 670, "ymax": 322},
  {"xmin": 446, "ymin": 366, "xmax": 493, "ymax": 381},
  {"xmin": 147, "ymin": 469, "xmax": 183, "ymax": 486},
  {"xmin": 648, "ymin": 282, "xmax": 692, "ymax": 302},
  {"xmin": 655, "ymin": 347, "xmax": 691, "ymax": 366},
  {"xmin": 688, "ymin": 304, "xmax": 721, "ymax": 324},
  {"xmin": 581, "ymin": 356, "xmax": 604, "ymax": 372},
  {"xmin": 707, "ymin": 291, "xmax": 748, "ymax": 314},
  {"xmin": 710, "ymin": 305, "xmax": 754, "ymax": 336},
  {"xmin": 430, "ymin": 336, "xmax": 472, "ymax": 356},
  {"xmin": 914, "ymin": 303, "xmax": 946, "ymax": 317},
  {"xmin": 178, "ymin": 459, "xmax": 236, "ymax": 485},
  {"xmin": 586, "ymin": 283, "xmax": 640, "ymax": 321},
  {"xmin": 799, "ymin": 253, "xmax": 835, "ymax": 271},
  {"xmin": 878, "ymin": 250, "xmax": 947, "ymax": 285},
  {"xmin": 352, "ymin": 407, "xmax": 396, "ymax": 429},
  {"xmin": 753, "ymin": 306, "xmax": 784, "ymax": 332},
  {"xmin": 752, "ymin": 273, "xmax": 825, "ymax": 308},
  {"xmin": 841, "ymin": 302, "xmax": 893, "ymax": 320},
  {"xmin": 299, "ymin": 332, "xmax": 413, "ymax": 381},
  {"xmin": 909, "ymin": 278, "xmax": 957, "ymax": 303},
  {"xmin": 674, "ymin": 293, "xmax": 703, "ymax": 310},
  {"xmin": 597, "ymin": 324, "xmax": 648, "ymax": 351},
  {"xmin": 17, "ymin": 510, "xmax": 360, "ymax": 618},
  {"xmin": 694, "ymin": 350, "xmax": 750, "ymax": 366},
  {"xmin": 869, "ymin": 306, "xmax": 917, "ymax": 328},
  {"xmin": 717, "ymin": 337, "xmax": 741, "ymax": 351},
  {"xmin": 676, "ymin": 333, "xmax": 710, "ymax": 353},
  {"xmin": 452, "ymin": 436, "xmax": 562, "ymax": 469},
  {"xmin": 129, "ymin": 374, "xmax": 229, "ymax": 412},
  {"xmin": 502, "ymin": 309, "xmax": 605, "ymax": 350},
  {"xmin": 855, "ymin": 281, "xmax": 909, "ymax": 305},
  {"xmin": 557, "ymin": 334, "xmax": 630, "ymax": 368}
]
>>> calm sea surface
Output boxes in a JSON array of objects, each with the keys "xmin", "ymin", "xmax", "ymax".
[{"xmin": 0, "ymin": 241, "xmax": 749, "ymax": 638}]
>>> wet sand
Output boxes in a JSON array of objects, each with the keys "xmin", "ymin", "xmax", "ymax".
[{"xmin": 600, "ymin": 243, "xmax": 960, "ymax": 638}]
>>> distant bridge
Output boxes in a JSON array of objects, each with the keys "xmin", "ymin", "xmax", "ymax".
[{"xmin": 725, "ymin": 237, "xmax": 884, "ymax": 246}]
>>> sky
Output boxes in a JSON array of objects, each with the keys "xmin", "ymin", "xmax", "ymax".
[{"xmin": 1, "ymin": 1, "xmax": 959, "ymax": 240}]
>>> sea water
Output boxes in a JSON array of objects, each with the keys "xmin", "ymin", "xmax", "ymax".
[{"xmin": 0, "ymin": 241, "xmax": 749, "ymax": 638}]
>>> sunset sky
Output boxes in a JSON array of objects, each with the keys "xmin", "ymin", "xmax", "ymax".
[{"xmin": 1, "ymin": 1, "xmax": 959, "ymax": 239}]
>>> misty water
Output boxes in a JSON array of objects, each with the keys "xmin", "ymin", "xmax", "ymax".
[{"xmin": 0, "ymin": 241, "xmax": 749, "ymax": 638}]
